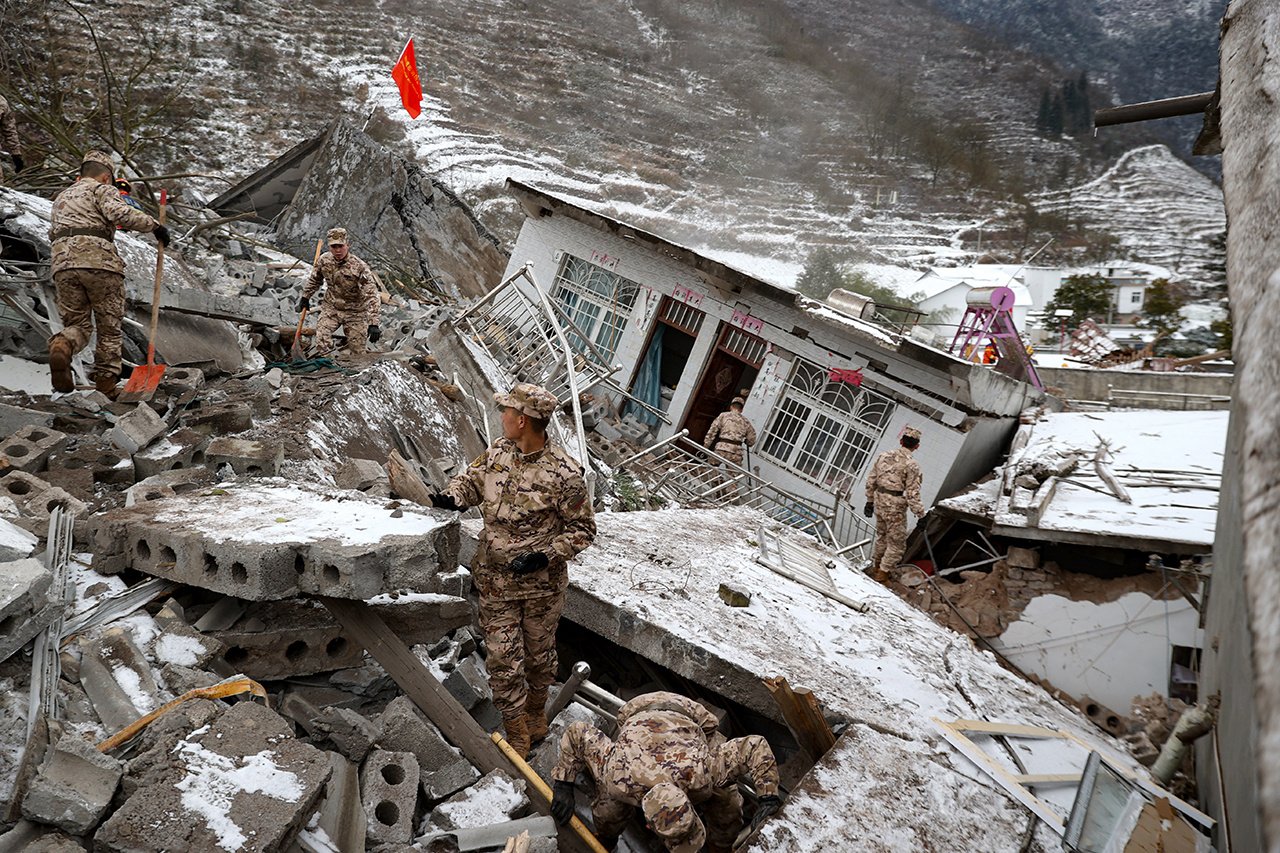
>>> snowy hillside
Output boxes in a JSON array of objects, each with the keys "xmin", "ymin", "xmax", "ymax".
[
  {"xmin": 3, "ymin": 0, "xmax": 1225, "ymax": 289},
  {"xmin": 1031, "ymin": 145, "xmax": 1225, "ymax": 286}
]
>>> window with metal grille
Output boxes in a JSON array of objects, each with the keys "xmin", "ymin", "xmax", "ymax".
[
  {"xmin": 721, "ymin": 326, "xmax": 767, "ymax": 367},
  {"xmin": 660, "ymin": 298, "xmax": 704, "ymax": 335},
  {"xmin": 759, "ymin": 359, "xmax": 896, "ymax": 493},
  {"xmin": 551, "ymin": 254, "xmax": 641, "ymax": 359}
]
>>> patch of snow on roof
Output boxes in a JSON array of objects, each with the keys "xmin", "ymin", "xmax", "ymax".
[{"xmin": 172, "ymin": 741, "xmax": 304, "ymax": 851}]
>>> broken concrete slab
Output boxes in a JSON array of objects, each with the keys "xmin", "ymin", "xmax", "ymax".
[
  {"xmin": 0, "ymin": 424, "xmax": 68, "ymax": 474},
  {"xmin": 314, "ymin": 752, "xmax": 366, "ymax": 852},
  {"xmin": 152, "ymin": 599, "xmax": 223, "ymax": 668},
  {"xmin": 425, "ymin": 769, "xmax": 529, "ymax": 833},
  {"xmin": 329, "ymin": 661, "xmax": 396, "ymax": 700},
  {"xmin": 377, "ymin": 696, "xmax": 479, "ymax": 802},
  {"xmin": 0, "ymin": 557, "xmax": 56, "ymax": 663},
  {"xmin": 21, "ymin": 733, "xmax": 123, "ymax": 835},
  {"xmin": 77, "ymin": 626, "xmax": 160, "ymax": 733},
  {"xmin": 220, "ymin": 621, "xmax": 363, "ymax": 680},
  {"xmin": 94, "ymin": 483, "xmax": 459, "ymax": 601},
  {"xmin": 444, "ymin": 655, "xmax": 492, "ymax": 711},
  {"xmin": 0, "ymin": 517, "xmax": 38, "ymax": 562},
  {"xmin": 0, "ymin": 402, "xmax": 53, "ymax": 437},
  {"xmin": 361, "ymin": 750, "xmax": 420, "ymax": 846},
  {"xmin": 159, "ymin": 663, "xmax": 219, "ymax": 695},
  {"xmin": 0, "ymin": 820, "xmax": 87, "ymax": 853},
  {"xmin": 121, "ymin": 466, "xmax": 216, "ymax": 509},
  {"xmin": 314, "ymin": 707, "xmax": 380, "ymax": 763},
  {"xmin": 158, "ymin": 366, "xmax": 205, "ymax": 393},
  {"xmin": 96, "ymin": 700, "xmax": 331, "ymax": 853},
  {"xmin": 336, "ymin": 458, "xmax": 388, "ymax": 492},
  {"xmin": 203, "ymin": 436, "xmax": 284, "ymax": 476},
  {"xmin": 108, "ymin": 404, "xmax": 167, "ymax": 454},
  {"xmin": 418, "ymin": 815, "xmax": 558, "ymax": 852}
]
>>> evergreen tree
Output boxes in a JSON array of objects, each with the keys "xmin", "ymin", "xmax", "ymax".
[
  {"xmin": 1143, "ymin": 278, "xmax": 1187, "ymax": 334},
  {"xmin": 1044, "ymin": 274, "xmax": 1113, "ymax": 325},
  {"xmin": 795, "ymin": 248, "xmax": 848, "ymax": 300}
]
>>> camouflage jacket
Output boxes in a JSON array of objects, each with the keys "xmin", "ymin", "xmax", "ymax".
[
  {"xmin": 303, "ymin": 251, "xmax": 380, "ymax": 324},
  {"xmin": 445, "ymin": 438, "xmax": 595, "ymax": 601},
  {"xmin": 552, "ymin": 691, "xmax": 780, "ymax": 804},
  {"xmin": 49, "ymin": 178, "xmax": 157, "ymax": 276},
  {"xmin": 0, "ymin": 95, "xmax": 18, "ymax": 156},
  {"xmin": 704, "ymin": 411, "xmax": 756, "ymax": 456},
  {"xmin": 865, "ymin": 446, "xmax": 925, "ymax": 517}
]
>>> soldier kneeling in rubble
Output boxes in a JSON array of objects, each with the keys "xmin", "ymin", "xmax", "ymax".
[
  {"xmin": 297, "ymin": 227, "xmax": 381, "ymax": 356},
  {"xmin": 549, "ymin": 690, "xmax": 783, "ymax": 852}
]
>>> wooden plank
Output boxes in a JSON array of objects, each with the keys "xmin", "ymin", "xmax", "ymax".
[
  {"xmin": 320, "ymin": 598, "xmax": 506, "ymax": 775},
  {"xmin": 934, "ymin": 720, "xmax": 1066, "ymax": 831},
  {"xmin": 792, "ymin": 687, "xmax": 837, "ymax": 754},
  {"xmin": 1013, "ymin": 773, "xmax": 1082, "ymax": 785},
  {"xmin": 764, "ymin": 676, "xmax": 835, "ymax": 763},
  {"xmin": 950, "ymin": 719, "xmax": 1070, "ymax": 739}
]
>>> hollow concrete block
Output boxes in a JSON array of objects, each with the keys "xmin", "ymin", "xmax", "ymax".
[
  {"xmin": 131, "ymin": 428, "xmax": 207, "ymax": 480},
  {"xmin": 360, "ymin": 749, "xmax": 419, "ymax": 845},
  {"xmin": 0, "ymin": 424, "xmax": 68, "ymax": 474},
  {"xmin": 21, "ymin": 734, "xmax": 123, "ymax": 835},
  {"xmin": 203, "ymin": 436, "xmax": 283, "ymax": 476},
  {"xmin": 377, "ymin": 696, "xmax": 479, "ymax": 801},
  {"xmin": 0, "ymin": 471, "xmax": 88, "ymax": 520},
  {"xmin": 179, "ymin": 400, "xmax": 253, "ymax": 436},
  {"xmin": 108, "ymin": 404, "xmax": 166, "ymax": 454}
]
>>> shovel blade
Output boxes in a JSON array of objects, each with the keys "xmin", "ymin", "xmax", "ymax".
[{"xmin": 118, "ymin": 363, "xmax": 166, "ymax": 402}]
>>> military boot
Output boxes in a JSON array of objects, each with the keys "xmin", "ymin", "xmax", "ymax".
[
  {"xmin": 95, "ymin": 373, "xmax": 119, "ymax": 400},
  {"xmin": 525, "ymin": 687, "xmax": 550, "ymax": 745},
  {"xmin": 48, "ymin": 336, "xmax": 74, "ymax": 393},
  {"xmin": 502, "ymin": 710, "xmax": 531, "ymax": 759}
]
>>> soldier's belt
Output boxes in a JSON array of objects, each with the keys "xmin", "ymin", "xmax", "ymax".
[
  {"xmin": 877, "ymin": 488, "xmax": 904, "ymax": 496},
  {"xmin": 51, "ymin": 226, "xmax": 114, "ymax": 242}
]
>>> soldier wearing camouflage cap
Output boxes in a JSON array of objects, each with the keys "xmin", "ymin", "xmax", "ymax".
[
  {"xmin": 863, "ymin": 425, "xmax": 927, "ymax": 582},
  {"xmin": 298, "ymin": 227, "xmax": 381, "ymax": 356},
  {"xmin": 0, "ymin": 93, "xmax": 23, "ymax": 178},
  {"xmin": 46, "ymin": 150, "xmax": 170, "ymax": 397},
  {"xmin": 431, "ymin": 382, "xmax": 596, "ymax": 758},
  {"xmin": 549, "ymin": 691, "xmax": 782, "ymax": 852}
]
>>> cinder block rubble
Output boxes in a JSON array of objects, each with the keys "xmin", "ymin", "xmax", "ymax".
[
  {"xmin": 95, "ymin": 700, "xmax": 331, "ymax": 853},
  {"xmin": 78, "ymin": 626, "xmax": 161, "ymax": 732},
  {"xmin": 377, "ymin": 696, "xmax": 479, "ymax": 801},
  {"xmin": 0, "ymin": 557, "xmax": 56, "ymax": 663},
  {"xmin": 315, "ymin": 706, "xmax": 380, "ymax": 763},
  {"xmin": 94, "ymin": 483, "xmax": 460, "ymax": 601},
  {"xmin": 0, "ymin": 516, "xmax": 38, "ymax": 562},
  {"xmin": 21, "ymin": 733, "xmax": 123, "ymax": 835},
  {"xmin": 426, "ymin": 769, "xmax": 529, "ymax": 833},
  {"xmin": 180, "ymin": 400, "xmax": 253, "ymax": 436},
  {"xmin": 0, "ymin": 424, "xmax": 68, "ymax": 474},
  {"xmin": 108, "ymin": 404, "xmax": 166, "ymax": 454},
  {"xmin": 361, "ymin": 749, "xmax": 420, "ymax": 845},
  {"xmin": 336, "ymin": 458, "xmax": 387, "ymax": 492},
  {"xmin": 203, "ymin": 436, "xmax": 284, "ymax": 476},
  {"xmin": 131, "ymin": 428, "xmax": 206, "ymax": 479},
  {"xmin": 122, "ymin": 467, "xmax": 215, "ymax": 508},
  {"xmin": 0, "ymin": 471, "xmax": 88, "ymax": 520}
]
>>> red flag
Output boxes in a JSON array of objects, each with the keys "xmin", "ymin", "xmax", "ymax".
[{"xmin": 392, "ymin": 38, "xmax": 423, "ymax": 119}]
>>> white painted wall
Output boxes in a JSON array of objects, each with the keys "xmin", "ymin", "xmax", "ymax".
[{"xmin": 991, "ymin": 591, "xmax": 1202, "ymax": 711}]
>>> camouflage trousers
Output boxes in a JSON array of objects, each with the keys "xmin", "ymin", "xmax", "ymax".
[
  {"xmin": 559, "ymin": 721, "xmax": 746, "ymax": 846},
  {"xmin": 478, "ymin": 591, "xmax": 564, "ymax": 715},
  {"xmin": 51, "ymin": 268, "xmax": 125, "ymax": 382},
  {"xmin": 314, "ymin": 308, "xmax": 368, "ymax": 354},
  {"xmin": 872, "ymin": 502, "xmax": 909, "ymax": 575}
]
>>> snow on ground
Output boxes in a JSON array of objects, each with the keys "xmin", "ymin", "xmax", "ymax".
[
  {"xmin": 568, "ymin": 507, "xmax": 1148, "ymax": 852},
  {"xmin": 172, "ymin": 740, "xmax": 305, "ymax": 851}
]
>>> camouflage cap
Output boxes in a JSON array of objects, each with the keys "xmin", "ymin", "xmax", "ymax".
[
  {"xmin": 641, "ymin": 783, "xmax": 705, "ymax": 853},
  {"xmin": 903, "ymin": 426, "xmax": 922, "ymax": 440},
  {"xmin": 327, "ymin": 227, "xmax": 348, "ymax": 246},
  {"xmin": 731, "ymin": 396, "xmax": 746, "ymax": 408},
  {"xmin": 81, "ymin": 150, "xmax": 114, "ymax": 173},
  {"xmin": 495, "ymin": 382, "xmax": 559, "ymax": 420}
]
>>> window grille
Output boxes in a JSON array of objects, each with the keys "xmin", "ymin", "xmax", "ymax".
[
  {"xmin": 660, "ymin": 298, "xmax": 704, "ymax": 335},
  {"xmin": 759, "ymin": 359, "xmax": 895, "ymax": 493},
  {"xmin": 551, "ymin": 254, "xmax": 641, "ymax": 359},
  {"xmin": 720, "ymin": 326, "xmax": 767, "ymax": 367}
]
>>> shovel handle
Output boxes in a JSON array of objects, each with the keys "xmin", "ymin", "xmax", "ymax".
[{"xmin": 145, "ymin": 189, "xmax": 167, "ymax": 365}]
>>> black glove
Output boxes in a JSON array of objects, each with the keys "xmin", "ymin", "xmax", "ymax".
[
  {"xmin": 428, "ymin": 492, "xmax": 459, "ymax": 511},
  {"xmin": 153, "ymin": 224, "xmax": 171, "ymax": 248},
  {"xmin": 297, "ymin": 296, "xmax": 310, "ymax": 312},
  {"xmin": 863, "ymin": 501, "xmax": 874, "ymax": 519},
  {"xmin": 509, "ymin": 551, "xmax": 550, "ymax": 575},
  {"xmin": 551, "ymin": 780, "xmax": 576, "ymax": 826},
  {"xmin": 749, "ymin": 795, "xmax": 783, "ymax": 832},
  {"xmin": 368, "ymin": 325, "xmax": 381, "ymax": 343},
  {"xmin": 11, "ymin": 154, "xmax": 23, "ymax": 173}
]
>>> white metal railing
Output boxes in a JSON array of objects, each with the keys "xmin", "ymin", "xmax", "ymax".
[{"xmin": 616, "ymin": 432, "xmax": 875, "ymax": 555}]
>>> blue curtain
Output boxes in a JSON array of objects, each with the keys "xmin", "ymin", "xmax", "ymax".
[{"xmin": 628, "ymin": 325, "xmax": 664, "ymax": 426}]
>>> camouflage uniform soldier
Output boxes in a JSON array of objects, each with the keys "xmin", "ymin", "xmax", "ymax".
[
  {"xmin": 864, "ymin": 426, "xmax": 927, "ymax": 581},
  {"xmin": 431, "ymin": 383, "xmax": 595, "ymax": 758},
  {"xmin": 0, "ymin": 94, "xmax": 22, "ymax": 177},
  {"xmin": 549, "ymin": 691, "xmax": 782, "ymax": 853},
  {"xmin": 47, "ymin": 151, "xmax": 169, "ymax": 397},
  {"xmin": 703, "ymin": 396, "xmax": 756, "ymax": 466},
  {"xmin": 298, "ymin": 227, "xmax": 381, "ymax": 355}
]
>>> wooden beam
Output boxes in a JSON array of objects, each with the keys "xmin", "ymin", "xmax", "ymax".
[
  {"xmin": 764, "ymin": 677, "xmax": 837, "ymax": 763},
  {"xmin": 320, "ymin": 598, "xmax": 506, "ymax": 775},
  {"xmin": 1013, "ymin": 773, "xmax": 1082, "ymax": 786}
]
